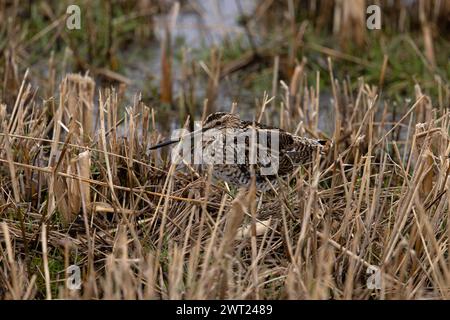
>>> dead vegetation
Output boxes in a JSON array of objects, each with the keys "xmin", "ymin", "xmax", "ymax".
[
  {"xmin": 1, "ymin": 0, "xmax": 450, "ymax": 300},
  {"xmin": 1, "ymin": 62, "xmax": 450, "ymax": 299}
]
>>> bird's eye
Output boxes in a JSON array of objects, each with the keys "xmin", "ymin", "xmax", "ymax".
[{"xmin": 216, "ymin": 120, "xmax": 222, "ymax": 125}]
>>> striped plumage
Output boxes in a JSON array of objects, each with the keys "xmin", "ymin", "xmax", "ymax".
[
  {"xmin": 199, "ymin": 112, "xmax": 327, "ymax": 190},
  {"xmin": 149, "ymin": 112, "xmax": 328, "ymax": 190}
]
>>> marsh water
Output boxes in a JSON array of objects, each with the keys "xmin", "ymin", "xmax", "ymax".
[{"xmin": 117, "ymin": 0, "xmax": 337, "ymax": 136}]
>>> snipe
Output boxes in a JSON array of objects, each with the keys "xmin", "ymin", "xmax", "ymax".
[{"xmin": 150, "ymin": 112, "xmax": 328, "ymax": 190}]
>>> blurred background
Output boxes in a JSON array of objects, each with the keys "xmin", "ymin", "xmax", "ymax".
[{"xmin": 1, "ymin": 0, "xmax": 448, "ymax": 134}]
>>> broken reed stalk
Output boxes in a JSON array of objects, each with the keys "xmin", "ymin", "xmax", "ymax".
[
  {"xmin": 160, "ymin": 25, "xmax": 173, "ymax": 105},
  {"xmin": 45, "ymin": 75, "xmax": 95, "ymax": 225},
  {"xmin": 334, "ymin": 0, "xmax": 366, "ymax": 48}
]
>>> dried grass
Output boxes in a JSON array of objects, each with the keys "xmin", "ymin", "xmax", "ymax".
[
  {"xmin": 0, "ymin": 58, "xmax": 449, "ymax": 299},
  {"xmin": 1, "ymin": 0, "xmax": 450, "ymax": 301}
]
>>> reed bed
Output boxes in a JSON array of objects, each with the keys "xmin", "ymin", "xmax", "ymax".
[
  {"xmin": 1, "ymin": 58, "xmax": 450, "ymax": 299},
  {"xmin": 1, "ymin": 0, "xmax": 450, "ymax": 300}
]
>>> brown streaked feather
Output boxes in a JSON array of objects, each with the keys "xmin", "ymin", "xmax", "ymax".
[{"xmin": 148, "ymin": 111, "xmax": 329, "ymax": 190}]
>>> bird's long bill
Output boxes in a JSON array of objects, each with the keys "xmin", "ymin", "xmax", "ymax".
[
  {"xmin": 148, "ymin": 139, "xmax": 180, "ymax": 150},
  {"xmin": 148, "ymin": 128, "xmax": 203, "ymax": 151}
]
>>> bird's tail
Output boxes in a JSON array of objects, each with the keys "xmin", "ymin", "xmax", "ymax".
[{"xmin": 286, "ymin": 137, "xmax": 331, "ymax": 165}]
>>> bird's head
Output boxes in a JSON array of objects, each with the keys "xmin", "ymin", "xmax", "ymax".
[
  {"xmin": 148, "ymin": 112, "xmax": 241, "ymax": 151},
  {"xmin": 202, "ymin": 112, "xmax": 241, "ymax": 131}
]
